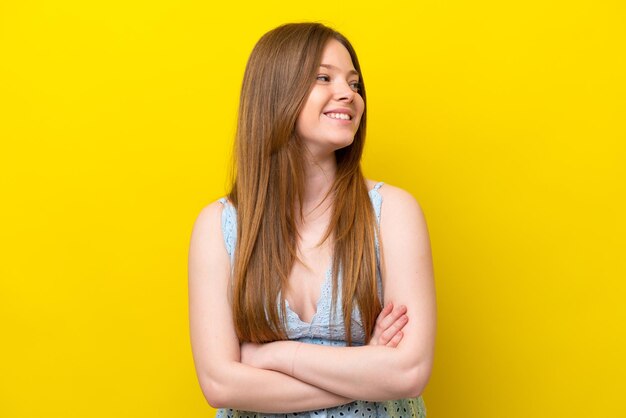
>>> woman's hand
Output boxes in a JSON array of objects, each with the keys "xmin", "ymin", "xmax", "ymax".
[{"xmin": 368, "ymin": 302, "xmax": 408, "ymax": 347}]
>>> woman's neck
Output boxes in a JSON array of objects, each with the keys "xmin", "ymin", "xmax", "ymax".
[{"xmin": 299, "ymin": 151, "xmax": 337, "ymax": 221}]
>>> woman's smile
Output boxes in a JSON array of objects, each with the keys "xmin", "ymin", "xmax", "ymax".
[{"xmin": 323, "ymin": 112, "xmax": 354, "ymax": 124}]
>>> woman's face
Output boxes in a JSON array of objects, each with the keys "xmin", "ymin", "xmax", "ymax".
[{"xmin": 295, "ymin": 38, "xmax": 365, "ymax": 158}]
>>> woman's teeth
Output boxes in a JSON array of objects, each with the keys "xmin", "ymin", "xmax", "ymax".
[{"xmin": 325, "ymin": 112, "xmax": 351, "ymax": 120}]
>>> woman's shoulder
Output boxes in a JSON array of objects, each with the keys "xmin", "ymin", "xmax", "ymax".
[
  {"xmin": 365, "ymin": 179, "xmax": 427, "ymax": 229},
  {"xmin": 366, "ymin": 179, "xmax": 422, "ymax": 208},
  {"xmin": 194, "ymin": 198, "xmax": 228, "ymax": 225},
  {"xmin": 190, "ymin": 198, "xmax": 235, "ymax": 244}
]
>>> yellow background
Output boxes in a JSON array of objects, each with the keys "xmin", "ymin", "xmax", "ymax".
[{"xmin": 1, "ymin": 1, "xmax": 625, "ymax": 417}]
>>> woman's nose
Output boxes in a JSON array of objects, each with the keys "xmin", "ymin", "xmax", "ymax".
[{"xmin": 334, "ymin": 80, "xmax": 355, "ymax": 102}]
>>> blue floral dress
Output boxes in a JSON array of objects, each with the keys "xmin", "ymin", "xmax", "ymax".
[{"xmin": 215, "ymin": 182, "xmax": 426, "ymax": 418}]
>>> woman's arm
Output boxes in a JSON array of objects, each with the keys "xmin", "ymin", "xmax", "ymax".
[
  {"xmin": 189, "ymin": 201, "xmax": 353, "ymax": 412},
  {"xmin": 189, "ymin": 201, "xmax": 408, "ymax": 412},
  {"xmin": 241, "ymin": 185, "xmax": 437, "ymax": 401}
]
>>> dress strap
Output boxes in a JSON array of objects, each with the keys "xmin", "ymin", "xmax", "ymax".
[
  {"xmin": 218, "ymin": 198, "xmax": 237, "ymax": 266},
  {"xmin": 367, "ymin": 182, "xmax": 385, "ymax": 303},
  {"xmin": 368, "ymin": 182, "xmax": 384, "ymax": 225}
]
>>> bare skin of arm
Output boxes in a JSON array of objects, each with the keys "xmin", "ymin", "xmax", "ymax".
[
  {"xmin": 188, "ymin": 201, "xmax": 410, "ymax": 413},
  {"xmin": 240, "ymin": 185, "xmax": 437, "ymax": 401}
]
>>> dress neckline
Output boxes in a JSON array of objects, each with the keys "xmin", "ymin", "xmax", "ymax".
[
  {"xmin": 284, "ymin": 264, "xmax": 332, "ymax": 326},
  {"xmin": 283, "ymin": 181, "xmax": 384, "ymax": 326}
]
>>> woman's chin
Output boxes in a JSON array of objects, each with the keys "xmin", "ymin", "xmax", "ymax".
[{"xmin": 301, "ymin": 135, "xmax": 356, "ymax": 158}]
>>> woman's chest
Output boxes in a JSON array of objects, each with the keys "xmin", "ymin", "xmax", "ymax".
[
  {"xmin": 284, "ymin": 260, "xmax": 331, "ymax": 324},
  {"xmin": 281, "ymin": 267, "xmax": 367, "ymax": 344},
  {"xmin": 283, "ymin": 226, "xmax": 334, "ymax": 324}
]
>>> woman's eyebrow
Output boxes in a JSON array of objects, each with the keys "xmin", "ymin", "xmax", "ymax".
[{"xmin": 319, "ymin": 63, "xmax": 359, "ymax": 77}]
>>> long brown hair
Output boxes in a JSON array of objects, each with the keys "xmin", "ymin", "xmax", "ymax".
[{"xmin": 229, "ymin": 22, "xmax": 381, "ymax": 345}]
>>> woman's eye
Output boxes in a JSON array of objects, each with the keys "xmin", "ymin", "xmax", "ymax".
[{"xmin": 316, "ymin": 75, "xmax": 360, "ymax": 92}]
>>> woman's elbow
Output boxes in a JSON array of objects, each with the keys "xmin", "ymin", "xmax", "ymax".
[
  {"xmin": 399, "ymin": 364, "xmax": 431, "ymax": 398},
  {"xmin": 199, "ymin": 374, "xmax": 231, "ymax": 409}
]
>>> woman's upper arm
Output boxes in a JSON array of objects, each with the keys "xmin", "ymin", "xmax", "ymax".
[
  {"xmin": 188, "ymin": 201, "xmax": 240, "ymax": 404},
  {"xmin": 378, "ymin": 185, "xmax": 437, "ymax": 394}
]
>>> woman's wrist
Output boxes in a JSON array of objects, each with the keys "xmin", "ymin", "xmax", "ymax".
[{"xmin": 266, "ymin": 340, "xmax": 299, "ymax": 374}]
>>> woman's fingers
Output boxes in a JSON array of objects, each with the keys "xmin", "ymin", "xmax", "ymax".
[
  {"xmin": 376, "ymin": 302, "xmax": 393, "ymax": 324},
  {"xmin": 386, "ymin": 331, "xmax": 404, "ymax": 348},
  {"xmin": 369, "ymin": 303, "xmax": 391, "ymax": 344},
  {"xmin": 370, "ymin": 303, "xmax": 393, "ymax": 345},
  {"xmin": 370, "ymin": 303, "xmax": 408, "ymax": 346},
  {"xmin": 376, "ymin": 304, "xmax": 407, "ymax": 335},
  {"xmin": 378, "ymin": 314, "xmax": 408, "ymax": 346}
]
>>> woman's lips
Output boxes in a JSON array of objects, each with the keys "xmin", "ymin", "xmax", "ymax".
[{"xmin": 323, "ymin": 113, "xmax": 353, "ymax": 124}]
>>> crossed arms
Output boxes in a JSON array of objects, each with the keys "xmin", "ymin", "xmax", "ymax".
[{"xmin": 188, "ymin": 185, "xmax": 436, "ymax": 413}]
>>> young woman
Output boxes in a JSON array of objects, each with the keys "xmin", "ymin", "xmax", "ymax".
[{"xmin": 188, "ymin": 22, "xmax": 436, "ymax": 417}]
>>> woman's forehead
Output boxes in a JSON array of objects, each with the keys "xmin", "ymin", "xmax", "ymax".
[{"xmin": 319, "ymin": 40, "xmax": 358, "ymax": 74}]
